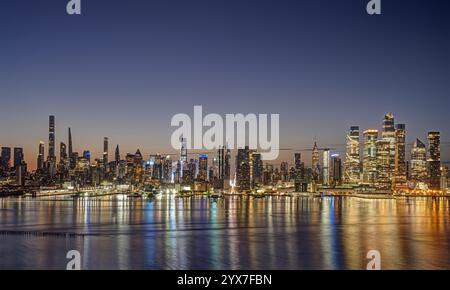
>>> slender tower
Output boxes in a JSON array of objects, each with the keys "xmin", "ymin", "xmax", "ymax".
[{"xmin": 48, "ymin": 116, "xmax": 55, "ymax": 162}]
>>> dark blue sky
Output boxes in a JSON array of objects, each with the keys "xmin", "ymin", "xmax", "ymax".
[{"xmin": 0, "ymin": 0, "xmax": 449, "ymax": 168}]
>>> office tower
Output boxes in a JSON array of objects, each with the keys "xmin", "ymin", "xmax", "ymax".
[
  {"xmin": 103, "ymin": 137, "xmax": 109, "ymax": 170},
  {"xmin": 224, "ymin": 147, "xmax": 231, "ymax": 181},
  {"xmin": 48, "ymin": 115, "xmax": 55, "ymax": 162},
  {"xmin": 322, "ymin": 149, "xmax": 330, "ymax": 186},
  {"xmin": 198, "ymin": 154, "xmax": 208, "ymax": 181},
  {"xmin": 68, "ymin": 128, "xmax": 75, "ymax": 169},
  {"xmin": 218, "ymin": 146, "xmax": 225, "ymax": 180},
  {"xmin": 330, "ymin": 154, "xmax": 342, "ymax": 187},
  {"xmin": 1, "ymin": 147, "xmax": 11, "ymax": 171},
  {"xmin": 394, "ymin": 124, "xmax": 407, "ymax": 188},
  {"xmin": 280, "ymin": 161, "xmax": 289, "ymax": 182},
  {"xmin": 294, "ymin": 153, "xmax": 302, "ymax": 191},
  {"xmin": 363, "ymin": 129, "xmax": 378, "ymax": 186},
  {"xmin": 163, "ymin": 155, "xmax": 172, "ymax": 183},
  {"xmin": 115, "ymin": 145, "xmax": 120, "ymax": 164},
  {"xmin": 312, "ymin": 139, "xmax": 320, "ymax": 182},
  {"xmin": 151, "ymin": 154, "xmax": 163, "ymax": 180},
  {"xmin": 344, "ymin": 126, "xmax": 361, "ymax": 184},
  {"xmin": 180, "ymin": 137, "xmax": 188, "ymax": 163},
  {"xmin": 236, "ymin": 147, "xmax": 251, "ymax": 191},
  {"xmin": 376, "ymin": 140, "xmax": 391, "ymax": 190},
  {"xmin": 411, "ymin": 139, "xmax": 427, "ymax": 183},
  {"xmin": 37, "ymin": 142, "xmax": 45, "ymax": 171},
  {"xmin": 382, "ymin": 113, "xmax": 396, "ymax": 180},
  {"xmin": 60, "ymin": 142, "xmax": 67, "ymax": 163},
  {"xmin": 252, "ymin": 153, "xmax": 263, "ymax": 186},
  {"xmin": 133, "ymin": 149, "xmax": 144, "ymax": 184},
  {"xmin": 427, "ymin": 131, "xmax": 441, "ymax": 189},
  {"xmin": 13, "ymin": 147, "xmax": 24, "ymax": 169},
  {"xmin": 441, "ymin": 166, "xmax": 448, "ymax": 191}
]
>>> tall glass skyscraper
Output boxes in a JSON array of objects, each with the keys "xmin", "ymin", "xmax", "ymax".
[
  {"xmin": 427, "ymin": 131, "xmax": 441, "ymax": 189},
  {"xmin": 363, "ymin": 129, "xmax": 378, "ymax": 186},
  {"xmin": 344, "ymin": 126, "xmax": 360, "ymax": 185}
]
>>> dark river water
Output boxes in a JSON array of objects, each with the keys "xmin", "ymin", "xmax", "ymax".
[{"xmin": 0, "ymin": 195, "xmax": 449, "ymax": 270}]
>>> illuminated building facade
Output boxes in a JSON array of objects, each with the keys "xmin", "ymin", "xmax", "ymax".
[
  {"xmin": 363, "ymin": 129, "xmax": 378, "ymax": 186},
  {"xmin": 427, "ymin": 131, "xmax": 441, "ymax": 189},
  {"xmin": 376, "ymin": 140, "xmax": 391, "ymax": 190},
  {"xmin": 312, "ymin": 140, "xmax": 320, "ymax": 182},
  {"xmin": 236, "ymin": 147, "xmax": 251, "ymax": 191},
  {"xmin": 322, "ymin": 149, "xmax": 330, "ymax": 186},
  {"xmin": 382, "ymin": 113, "xmax": 395, "ymax": 182},
  {"xmin": 37, "ymin": 141, "xmax": 45, "ymax": 171},
  {"xmin": 198, "ymin": 154, "xmax": 208, "ymax": 181},
  {"xmin": 330, "ymin": 154, "xmax": 342, "ymax": 187},
  {"xmin": 344, "ymin": 126, "xmax": 360, "ymax": 184},
  {"xmin": 410, "ymin": 139, "xmax": 427, "ymax": 183},
  {"xmin": 394, "ymin": 124, "xmax": 407, "ymax": 188}
]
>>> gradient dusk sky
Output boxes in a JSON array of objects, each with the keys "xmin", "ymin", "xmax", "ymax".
[{"xmin": 0, "ymin": 0, "xmax": 449, "ymax": 169}]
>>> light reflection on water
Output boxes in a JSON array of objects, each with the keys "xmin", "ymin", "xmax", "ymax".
[{"xmin": 0, "ymin": 196, "xmax": 449, "ymax": 270}]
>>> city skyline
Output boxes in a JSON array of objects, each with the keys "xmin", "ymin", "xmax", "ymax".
[{"xmin": 0, "ymin": 112, "xmax": 448, "ymax": 173}]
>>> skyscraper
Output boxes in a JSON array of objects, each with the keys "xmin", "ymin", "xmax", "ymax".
[
  {"xmin": 344, "ymin": 126, "xmax": 360, "ymax": 184},
  {"xmin": 68, "ymin": 127, "xmax": 75, "ymax": 169},
  {"xmin": 376, "ymin": 140, "xmax": 391, "ymax": 190},
  {"xmin": 48, "ymin": 115, "xmax": 55, "ymax": 163},
  {"xmin": 394, "ymin": 124, "xmax": 407, "ymax": 188},
  {"xmin": 427, "ymin": 131, "xmax": 441, "ymax": 189},
  {"xmin": 382, "ymin": 113, "xmax": 396, "ymax": 181},
  {"xmin": 322, "ymin": 149, "xmax": 330, "ymax": 186},
  {"xmin": 312, "ymin": 139, "xmax": 320, "ymax": 182},
  {"xmin": 411, "ymin": 139, "xmax": 427, "ymax": 184},
  {"xmin": 1, "ymin": 147, "xmax": 11, "ymax": 172},
  {"xmin": 198, "ymin": 154, "xmax": 208, "ymax": 181},
  {"xmin": 236, "ymin": 147, "xmax": 251, "ymax": 191},
  {"xmin": 294, "ymin": 153, "xmax": 302, "ymax": 192},
  {"xmin": 330, "ymin": 154, "xmax": 342, "ymax": 187},
  {"xmin": 115, "ymin": 145, "xmax": 120, "ymax": 164},
  {"xmin": 103, "ymin": 137, "xmax": 109, "ymax": 172},
  {"xmin": 252, "ymin": 153, "xmax": 263, "ymax": 187},
  {"xmin": 37, "ymin": 142, "xmax": 45, "ymax": 171},
  {"xmin": 363, "ymin": 129, "xmax": 378, "ymax": 186},
  {"xmin": 13, "ymin": 147, "xmax": 24, "ymax": 169},
  {"xmin": 60, "ymin": 142, "xmax": 67, "ymax": 163}
]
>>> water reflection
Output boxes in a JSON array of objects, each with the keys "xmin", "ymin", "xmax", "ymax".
[{"xmin": 0, "ymin": 196, "xmax": 449, "ymax": 269}]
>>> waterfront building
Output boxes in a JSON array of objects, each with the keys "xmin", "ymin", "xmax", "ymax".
[
  {"xmin": 198, "ymin": 154, "xmax": 208, "ymax": 181},
  {"xmin": 362, "ymin": 129, "xmax": 378, "ymax": 186},
  {"xmin": 37, "ymin": 141, "xmax": 45, "ymax": 171},
  {"xmin": 441, "ymin": 166, "xmax": 448, "ymax": 191},
  {"xmin": 411, "ymin": 139, "xmax": 427, "ymax": 183},
  {"xmin": 344, "ymin": 126, "xmax": 361, "ymax": 184},
  {"xmin": 312, "ymin": 139, "xmax": 320, "ymax": 182},
  {"xmin": 236, "ymin": 147, "xmax": 251, "ymax": 191},
  {"xmin": 376, "ymin": 140, "xmax": 391, "ymax": 190},
  {"xmin": 394, "ymin": 124, "xmax": 407, "ymax": 188},
  {"xmin": 13, "ymin": 147, "xmax": 24, "ymax": 169},
  {"xmin": 330, "ymin": 154, "xmax": 342, "ymax": 187},
  {"xmin": 322, "ymin": 149, "xmax": 330, "ymax": 186},
  {"xmin": 1, "ymin": 147, "xmax": 11, "ymax": 172},
  {"xmin": 427, "ymin": 131, "xmax": 441, "ymax": 189},
  {"xmin": 382, "ymin": 113, "xmax": 396, "ymax": 181},
  {"xmin": 103, "ymin": 137, "xmax": 109, "ymax": 173},
  {"xmin": 48, "ymin": 115, "xmax": 56, "ymax": 164}
]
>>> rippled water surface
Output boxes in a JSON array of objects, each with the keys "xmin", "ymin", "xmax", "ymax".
[{"xmin": 1, "ymin": 196, "xmax": 449, "ymax": 269}]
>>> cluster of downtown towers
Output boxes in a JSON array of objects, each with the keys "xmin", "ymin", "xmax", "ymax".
[{"xmin": 0, "ymin": 113, "xmax": 446, "ymax": 192}]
